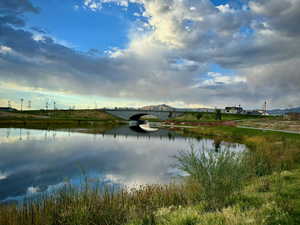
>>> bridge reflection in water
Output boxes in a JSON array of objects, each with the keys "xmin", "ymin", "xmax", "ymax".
[
  {"xmin": 104, "ymin": 124, "xmax": 180, "ymax": 141},
  {"xmin": 0, "ymin": 125, "xmax": 183, "ymax": 143}
]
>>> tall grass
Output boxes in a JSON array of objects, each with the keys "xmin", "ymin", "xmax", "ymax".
[
  {"xmin": 0, "ymin": 182, "xmax": 189, "ymax": 225},
  {"xmin": 175, "ymin": 146, "xmax": 251, "ymax": 210}
]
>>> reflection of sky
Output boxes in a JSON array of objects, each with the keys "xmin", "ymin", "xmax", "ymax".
[{"xmin": 0, "ymin": 128, "xmax": 246, "ymax": 202}]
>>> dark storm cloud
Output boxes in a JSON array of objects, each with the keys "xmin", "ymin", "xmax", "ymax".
[
  {"xmin": 0, "ymin": 0, "xmax": 39, "ymax": 14},
  {"xmin": 250, "ymin": 0, "xmax": 300, "ymax": 37},
  {"xmin": 0, "ymin": 15, "xmax": 25, "ymax": 27},
  {"xmin": 30, "ymin": 26, "xmax": 47, "ymax": 34}
]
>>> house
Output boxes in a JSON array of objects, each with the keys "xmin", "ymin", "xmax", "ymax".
[
  {"xmin": 225, "ymin": 106, "xmax": 244, "ymax": 114},
  {"xmin": 0, "ymin": 107, "xmax": 18, "ymax": 112}
]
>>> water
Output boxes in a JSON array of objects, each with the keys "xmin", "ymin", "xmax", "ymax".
[{"xmin": 0, "ymin": 126, "xmax": 246, "ymax": 202}]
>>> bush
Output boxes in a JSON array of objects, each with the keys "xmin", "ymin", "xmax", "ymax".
[{"xmin": 175, "ymin": 146, "xmax": 251, "ymax": 210}]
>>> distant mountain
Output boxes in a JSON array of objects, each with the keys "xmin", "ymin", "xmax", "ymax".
[
  {"xmin": 140, "ymin": 104, "xmax": 175, "ymax": 111},
  {"xmin": 139, "ymin": 104, "xmax": 215, "ymax": 112},
  {"xmin": 268, "ymin": 107, "xmax": 300, "ymax": 115}
]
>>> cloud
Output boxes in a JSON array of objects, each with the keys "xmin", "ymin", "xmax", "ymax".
[
  {"xmin": 249, "ymin": 0, "xmax": 300, "ymax": 36},
  {"xmin": 0, "ymin": 0, "xmax": 299, "ymax": 108},
  {"xmin": 199, "ymin": 72, "xmax": 246, "ymax": 87},
  {"xmin": 27, "ymin": 186, "xmax": 40, "ymax": 194},
  {"xmin": 0, "ymin": 171, "xmax": 8, "ymax": 180},
  {"xmin": 0, "ymin": 0, "xmax": 39, "ymax": 14}
]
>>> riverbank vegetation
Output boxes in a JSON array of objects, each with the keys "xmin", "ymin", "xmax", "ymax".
[
  {"xmin": 170, "ymin": 112, "xmax": 272, "ymax": 123},
  {"xmin": 238, "ymin": 118, "xmax": 300, "ymax": 132},
  {"xmin": 1, "ymin": 126, "xmax": 300, "ymax": 224},
  {"xmin": 0, "ymin": 110, "xmax": 124, "ymax": 133},
  {"xmin": 0, "ymin": 109, "xmax": 122, "ymax": 124}
]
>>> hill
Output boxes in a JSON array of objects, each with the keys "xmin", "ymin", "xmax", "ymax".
[
  {"xmin": 268, "ymin": 107, "xmax": 300, "ymax": 115},
  {"xmin": 140, "ymin": 104, "xmax": 175, "ymax": 111}
]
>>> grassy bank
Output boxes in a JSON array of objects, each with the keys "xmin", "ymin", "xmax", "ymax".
[
  {"xmin": 180, "ymin": 126, "xmax": 300, "ymax": 174},
  {"xmin": 0, "ymin": 121, "xmax": 121, "ymax": 134},
  {"xmin": 238, "ymin": 118, "xmax": 300, "ymax": 132},
  {"xmin": 0, "ymin": 110, "xmax": 124, "ymax": 133},
  {"xmin": 1, "ymin": 168, "xmax": 299, "ymax": 225},
  {"xmin": 22, "ymin": 109, "xmax": 120, "ymax": 121},
  {"xmin": 0, "ymin": 109, "xmax": 122, "ymax": 123},
  {"xmin": 170, "ymin": 112, "xmax": 271, "ymax": 122}
]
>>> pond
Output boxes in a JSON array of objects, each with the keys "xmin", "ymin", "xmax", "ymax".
[{"xmin": 0, "ymin": 126, "xmax": 246, "ymax": 203}]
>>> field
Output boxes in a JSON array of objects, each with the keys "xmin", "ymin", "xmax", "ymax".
[
  {"xmin": 170, "ymin": 112, "xmax": 270, "ymax": 122},
  {"xmin": 1, "ymin": 109, "xmax": 121, "ymax": 121},
  {"xmin": 0, "ymin": 110, "xmax": 123, "ymax": 127},
  {"xmin": 238, "ymin": 118, "xmax": 300, "ymax": 132}
]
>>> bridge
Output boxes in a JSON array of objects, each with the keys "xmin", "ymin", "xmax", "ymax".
[{"xmin": 104, "ymin": 109, "xmax": 184, "ymax": 121}]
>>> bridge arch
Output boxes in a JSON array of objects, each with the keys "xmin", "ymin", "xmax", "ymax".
[
  {"xmin": 104, "ymin": 109, "xmax": 184, "ymax": 121},
  {"xmin": 129, "ymin": 113, "xmax": 154, "ymax": 121}
]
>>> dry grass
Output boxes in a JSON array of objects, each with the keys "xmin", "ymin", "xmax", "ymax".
[
  {"xmin": 0, "ymin": 111, "xmax": 48, "ymax": 119},
  {"xmin": 239, "ymin": 119, "xmax": 300, "ymax": 132},
  {"xmin": 0, "ymin": 110, "xmax": 120, "ymax": 122},
  {"xmin": 0, "ymin": 183, "xmax": 189, "ymax": 225}
]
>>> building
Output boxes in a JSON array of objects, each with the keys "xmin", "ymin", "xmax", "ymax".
[
  {"xmin": 225, "ymin": 106, "xmax": 244, "ymax": 114},
  {"xmin": 246, "ymin": 110, "xmax": 263, "ymax": 115},
  {"xmin": 0, "ymin": 107, "xmax": 18, "ymax": 112}
]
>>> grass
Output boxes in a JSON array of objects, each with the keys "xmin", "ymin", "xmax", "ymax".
[
  {"xmin": 24, "ymin": 109, "xmax": 120, "ymax": 120},
  {"xmin": 238, "ymin": 118, "xmax": 300, "ymax": 132},
  {"xmin": 1, "ymin": 166, "xmax": 298, "ymax": 225},
  {"xmin": 175, "ymin": 146, "xmax": 250, "ymax": 210},
  {"xmin": 180, "ymin": 126, "xmax": 300, "ymax": 174},
  {"xmin": 0, "ymin": 110, "xmax": 124, "ymax": 134},
  {"xmin": 170, "ymin": 112, "xmax": 271, "ymax": 122},
  {"xmin": 0, "ymin": 182, "xmax": 189, "ymax": 225},
  {"xmin": 0, "ymin": 109, "xmax": 123, "ymax": 124}
]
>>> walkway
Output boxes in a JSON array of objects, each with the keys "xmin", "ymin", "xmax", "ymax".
[{"xmin": 237, "ymin": 125, "xmax": 300, "ymax": 135}]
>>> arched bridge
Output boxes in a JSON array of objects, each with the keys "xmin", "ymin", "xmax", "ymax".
[{"xmin": 104, "ymin": 109, "xmax": 184, "ymax": 121}]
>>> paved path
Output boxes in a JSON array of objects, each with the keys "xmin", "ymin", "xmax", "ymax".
[{"xmin": 237, "ymin": 126, "xmax": 300, "ymax": 134}]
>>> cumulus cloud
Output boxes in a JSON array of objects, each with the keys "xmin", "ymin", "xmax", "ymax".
[
  {"xmin": 0, "ymin": 171, "xmax": 8, "ymax": 180},
  {"xmin": 199, "ymin": 72, "xmax": 246, "ymax": 87},
  {"xmin": 0, "ymin": 0, "xmax": 299, "ymax": 108},
  {"xmin": 27, "ymin": 186, "xmax": 40, "ymax": 194}
]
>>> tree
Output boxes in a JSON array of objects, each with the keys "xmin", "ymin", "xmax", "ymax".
[
  {"xmin": 196, "ymin": 112, "xmax": 203, "ymax": 120},
  {"xmin": 215, "ymin": 109, "xmax": 222, "ymax": 120}
]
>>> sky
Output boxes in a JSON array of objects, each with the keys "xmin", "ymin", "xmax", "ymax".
[{"xmin": 0, "ymin": 0, "xmax": 300, "ymax": 110}]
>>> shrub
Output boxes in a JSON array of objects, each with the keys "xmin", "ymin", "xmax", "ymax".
[{"xmin": 175, "ymin": 146, "xmax": 251, "ymax": 210}]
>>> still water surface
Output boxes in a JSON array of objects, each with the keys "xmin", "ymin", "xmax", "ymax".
[{"xmin": 0, "ymin": 126, "xmax": 246, "ymax": 202}]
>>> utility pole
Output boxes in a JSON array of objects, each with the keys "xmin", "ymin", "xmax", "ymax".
[
  {"xmin": 20, "ymin": 98, "xmax": 24, "ymax": 111},
  {"xmin": 53, "ymin": 101, "xmax": 56, "ymax": 118},
  {"xmin": 263, "ymin": 100, "xmax": 267, "ymax": 115},
  {"xmin": 28, "ymin": 100, "xmax": 31, "ymax": 110}
]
